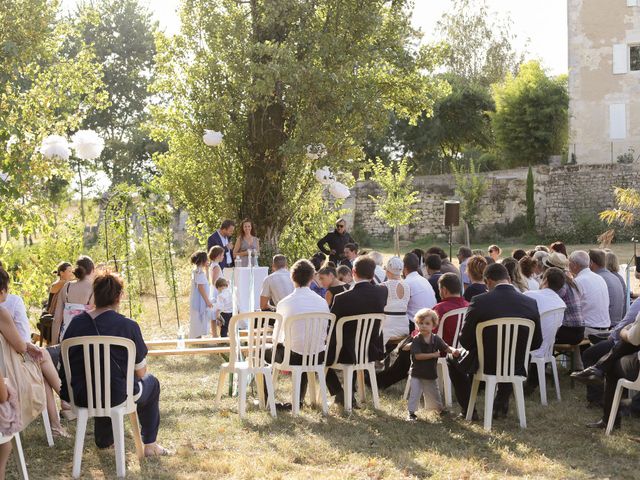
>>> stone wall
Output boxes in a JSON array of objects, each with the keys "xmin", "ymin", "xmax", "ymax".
[{"xmin": 350, "ymin": 163, "xmax": 640, "ymax": 241}]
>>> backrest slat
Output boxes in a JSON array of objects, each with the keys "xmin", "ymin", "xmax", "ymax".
[
  {"xmin": 442, "ymin": 307, "xmax": 468, "ymax": 349},
  {"xmin": 279, "ymin": 313, "xmax": 335, "ymax": 369},
  {"xmin": 227, "ymin": 312, "xmax": 281, "ymax": 369},
  {"xmin": 476, "ymin": 318, "xmax": 536, "ymax": 379}
]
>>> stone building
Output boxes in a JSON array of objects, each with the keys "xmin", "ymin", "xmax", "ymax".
[{"xmin": 568, "ymin": 0, "xmax": 640, "ymax": 164}]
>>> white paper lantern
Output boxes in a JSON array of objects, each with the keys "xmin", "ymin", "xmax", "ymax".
[
  {"xmin": 203, "ymin": 130, "xmax": 223, "ymax": 147},
  {"xmin": 0, "ymin": 172, "xmax": 8, "ymax": 183},
  {"xmin": 39, "ymin": 135, "xmax": 71, "ymax": 160},
  {"xmin": 314, "ymin": 166, "xmax": 335, "ymax": 185},
  {"xmin": 305, "ymin": 143, "xmax": 327, "ymax": 160},
  {"xmin": 71, "ymin": 130, "xmax": 105, "ymax": 160},
  {"xmin": 329, "ymin": 181, "xmax": 350, "ymax": 199}
]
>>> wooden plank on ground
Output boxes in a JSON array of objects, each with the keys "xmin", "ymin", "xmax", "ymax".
[{"xmin": 147, "ymin": 346, "xmax": 245, "ymax": 357}]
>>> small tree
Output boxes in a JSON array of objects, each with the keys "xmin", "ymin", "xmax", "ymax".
[
  {"xmin": 600, "ymin": 187, "xmax": 640, "ymax": 227},
  {"xmin": 526, "ymin": 165, "xmax": 535, "ymax": 231},
  {"xmin": 451, "ymin": 158, "xmax": 488, "ymax": 245},
  {"xmin": 367, "ymin": 158, "xmax": 420, "ymax": 256}
]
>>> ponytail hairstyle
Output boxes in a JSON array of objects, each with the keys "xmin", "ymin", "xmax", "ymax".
[
  {"xmin": 191, "ymin": 251, "xmax": 208, "ymax": 267},
  {"xmin": 93, "ymin": 271, "xmax": 124, "ymax": 308},
  {"xmin": 73, "ymin": 256, "xmax": 95, "ymax": 281}
]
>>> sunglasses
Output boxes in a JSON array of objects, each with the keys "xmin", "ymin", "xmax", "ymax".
[{"xmin": 337, "ymin": 224, "xmax": 345, "ymax": 229}]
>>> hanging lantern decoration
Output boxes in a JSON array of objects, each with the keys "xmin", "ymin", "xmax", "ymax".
[
  {"xmin": 305, "ymin": 143, "xmax": 327, "ymax": 160},
  {"xmin": 329, "ymin": 181, "xmax": 350, "ymax": 199},
  {"xmin": 203, "ymin": 130, "xmax": 223, "ymax": 147},
  {"xmin": 39, "ymin": 135, "xmax": 71, "ymax": 160},
  {"xmin": 71, "ymin": 130, "xmax": 105, "ymax": 160},
  {"xmin": 314, "ymin": 166, "xmax": 335, "ymax": 185}
]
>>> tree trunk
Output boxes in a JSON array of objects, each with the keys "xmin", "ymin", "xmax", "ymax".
[
  {"xmin": 394, "ymin": 226, "xmax": 400, "ymax": 257},
  {"xmin": 77, "ymin": 159, "xmax": 85, "ymax": 224},
  {"xmin": 464, "ymin": 221, "xmax": 471, "ymax": 247}
]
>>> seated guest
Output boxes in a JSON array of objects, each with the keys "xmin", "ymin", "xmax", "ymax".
[
  {"xmin": 488, "ymin": 245, "xmax": 501, "ymax": 262},
  {"xmin": 542, "ymin": 253, "xmax": 585, "ymax": 345},
  {"xmin": 426, "ymin": 247, "xmax": 460, "ymax": 276},
  {"xmin": 605, "ymin": 250, "xmax": 627, "ymax": 301},
  {"xmin": 259, "ymin": 254, "xmax": 294, "ymax": 311},
  {"xmin": 432, "ymin": 273, "xmax": 469, "ymax": 346},
  {"xmin": 265, "ymin": 260, "xmax": 330, "ymax": 409},
  {"xmin": 425, "ymin": 254, "xmax": 443, "ymax": 303},
  {"xmin": 550, "ymin": 241, "xmax": 568, "ymax": 257},
  {"xmin": 570, "ymin": 251, "xmax": 610, "ymax": 336},
  {"xmin": 46, "ymin": 262, "xmax": 74, "ymax": 315},
  {"xmin": 382, "ymin": 257, "xmax": 411, "ymax": 345},
  {"xmin": 309, "ymin": 253, "xmax": 328, "ymax": 298},
  {"xmin": 369, "ymin": 252, "xmax": 386, "ymax": 284},
  {"xmin": 326, "ymin": 257, "xmax": 387, "ymax": 407},
  {"xmin": 524, "ymin": 268, "xmax": 567, "ymax": 393},
  {"xmin": 502, "ymin": 257, "xmax": 528, "ymax": 292},
  {"xmin": 512, "ymin": 249, "xmax": 527, "ymax": 262},
  {"xmin": 457, "ymin": 247, "xmax": 473, "ymax": 287},
  {"xmin": 463, "ymin": 255, "xmax": 488, "ymax": 302},
  {"xmin": 318, "ymin": 266, "xmax": 348, "ymax": 307},
  {"xmin": 60, "ymin": 272, "xmax": 168, "ymax": 456},
  {"xmin": 341, "ymin": 243, "xmax": 359, "ymax": 269},
  {"xmin": 535, "ymin": 245, "xmax": 550, "ymax": 253},
  {"xmin": 336, "ymin": 265, "xmax": 354, "ymax": 287},
  {"xmin": 447, "ymin": 263, "xmax": 541, "ymax": 418},
  {"xmin": 403, "ymin": 253, "xmax": 437, "ymax": 330},
  {"xmin": 532, "ymin": 251, "xmax": 549, "ymax": 282},
  {"xmin": 590, "ymin": 249, "xmax": 625, "ymax": 327},
  {"xmin": 410, "ymin": 249, "xmax": 425, "ymax": 276},
  {"xmin": 519, "ymin": 255, "xmax": 540, "ymax": 291}
]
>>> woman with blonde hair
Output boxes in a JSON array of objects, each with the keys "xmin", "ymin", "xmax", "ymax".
[{"xmin": 502, "ymin": 257, "xmax": 528, "ymax": 292}]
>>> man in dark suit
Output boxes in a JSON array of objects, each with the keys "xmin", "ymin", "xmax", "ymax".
[
  {"xmin": 447, "ymin": 263, "xmax": 542, "ymax": 418},
  {"xmin": 206, "ymin": 219, "xmax": 235, "ymax": 269},
  {"xmin": 326, "ymin": 256, "xmax": 388, "ymax": 407}
]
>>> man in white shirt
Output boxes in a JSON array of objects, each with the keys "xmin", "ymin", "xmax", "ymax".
[
  {"xmin": 265, "ymin": 259, "xmax": 330, "ymax": 410},
  {"xmin": 0, "ymin": 269, "xmax": 31, "ymax": 341},
  {"xmin": 259, "ymin": 255, "xmax": 294, "ymax": 311},
  {"xmin": 403, "ymin": 252, "xmax": 436, "ymax": 329},
  {"xmin": 569, "ymin": 250, "xmax": 610, "ymax": 336}
]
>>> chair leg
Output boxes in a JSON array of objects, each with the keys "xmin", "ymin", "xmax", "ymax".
[
  {"xmin": 215, "ymin": 370, "xmax": 229, "ymax": 408},
  {"xmin": 41, "ymin": 408, "xmax": 54, "ymax": 447},
  {"xmin": 263, "ymin": 371, "xmax": 277, "ymax": 418},
  {"xmin": 129, "ymin": 412, "xmax": 145, "ymax": 462},
  {"xmin": 550, "ymin": 358, "xmax": 561, "ymax": 401},
  {"xmin": 272, "ymin": 369, "xmax": 280, "ymax": 397},
  {"xmin": 438, "ymin": 361, "xmax": 452, "ymax": 408},
  {"xmin": 112, "ymin": 412, "xmax": 126, "ymax": 478},
  {"xmin": 357, "ymin": 370, "xmax": 366, "ymax": 404},
  {"xmin": 308, "ymin": 372, "xmax": 318, "ymax": 407},
  {"xmin": 483, "ymin": 377, "xmax": 496, "ymax": 431},
  {"xmin": 72, "ymin": 410, "xmax": 89, "ymax": 479},
  {"xmin": 292, "ymin": 371, "xmax": 302, "ymax": 415},
  {"xmin": 317, "ymin": 369, "xmax": 329, "ymax": 415},
  {"xmin": 255, "ymin": 373, "xmax": 266, "ymax": 409},
  {"xmin": 514, "ymin": 380, "xmax": 527, "ymax": 429},
  {"xmin": 367, "ymin": 365, "xmax": 380, "ymax": 409},
  {"xmin": 238, "ymin": 371, "xmax": 247, "ymax": 418},
  {"xmin": 466, "ymin": 377, "xmax": 480, "ymax": 421},
  {"xmin": 403, "ymin": 375, "xmax": 411, "ymax": 400},
  {"xmin": 12, "ymin": 433, "xmax": 28, "ymax": 480},
  {"xmin": 344, "ymin": 367, "xmax": 354, "ymax": 412},
  {"xmin": 536, "ymin": 361, "xmax": 548, "ymax": 406},
  {"xmin": 606, "ymin": 382, "xmax": 625, "ymax": 435}
]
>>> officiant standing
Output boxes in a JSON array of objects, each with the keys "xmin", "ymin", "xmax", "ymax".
[
  {"xmin": 317, "ymin": 218, "xmax": 355, "ymax": 265},
  {"xmin": 207, "ymin": 220, "xmax": 235, "ymax": 270},
  {"xmin": 233, "ymin": 218, "xmax": 260, "ymax": 267}
]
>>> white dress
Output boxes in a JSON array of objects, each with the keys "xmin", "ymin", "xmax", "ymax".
[
  {"xmin": 382, "ymin": 279, "xmax": 411, "ymax": 344},
  {"xmin": 189, "ymin": 269, "xmax": 210, "ymax": 338}
]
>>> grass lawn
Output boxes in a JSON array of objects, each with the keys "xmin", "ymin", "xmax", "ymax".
[{"xmin": 14, "ymin": 240, "xmax": 640, "ymax": 479}]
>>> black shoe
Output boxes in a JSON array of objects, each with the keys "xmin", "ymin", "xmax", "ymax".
[
  {"xmin": 275, "ymin": 402, "xmax": 292, "ymax": 411},
  {"xmin": 334, "ymin": 392, "xmax": 344, "ymax": 406},
  {"xmin": 407, "ymin": 413, "xmax": 418, "ymax": 422},
  {"xmin": 586, "ymin": 419, "xmax": 620, "ymax": 430},
  {"xmin": 457, "ymin": 411, "xmax": 479, "ymax": 421},
  {"xmin": 571, "ymin": 367, "xmax": 604, "ymax": 385}
]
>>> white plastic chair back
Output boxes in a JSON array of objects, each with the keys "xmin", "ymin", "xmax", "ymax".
[
  {"xmin": 278, "ymin": 313, "xmax": 336, "ymax": 368},
  {"xmin": 61, "ymin": 336, "xmax": 136, "ymax": 417},
  {"xmin": 227, "ymin": 312, "xmax": 280, "ymax": 369},
  {"xmin": 330, "ymin": 314, "xmax": 384, "ymax": 367},
  {"xmin": 440, "ymin": 307, "xmax": 468, "ymax": 348},
  {"xmin": 476, "ymin": 318, "xmax": 536, "ymax": 381},
  {"xmin": 537, "ymin": 307, "xmax": 565, "ymax": 359}
]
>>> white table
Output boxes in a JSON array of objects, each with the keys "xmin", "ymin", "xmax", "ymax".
[{"xmin": 223, "ymin": 266, "xmax": 269, "ymax": 313}]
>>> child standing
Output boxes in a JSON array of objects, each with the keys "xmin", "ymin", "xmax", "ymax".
[
  {"xmin": 214, "ymin": 278, "xmax": 233, "ymax": 337},
  {"xmin": 407, "ymin": 308, "xmax": 459, "ymax": 421},
  {"xmin": 189, "ymin": 251, "xmax": 213, "ymax": 338},
  {"xmin": 207, "ymin": 246, "xmax": 225, "ymax": 336}
]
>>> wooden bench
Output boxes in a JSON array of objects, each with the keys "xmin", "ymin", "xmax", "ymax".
[{"xmin": 554, "ymin": 339, "xmax": 591, "ymax": 387}]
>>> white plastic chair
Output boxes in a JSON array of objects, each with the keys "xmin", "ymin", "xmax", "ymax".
[
  {"xmin": 0, "ymin": 335, "xmax": 53, "ymax": 447},
  {"xmin": 466, "ymin": 318, "xmax": 536, "ymax": 431},
  {"xmin": 2, "ymin": 429, "xmax": 28, "ymax": 479},
  {"xmin": 272, "ymin": 313, "xmax": 336, "ymax": 415},
  {"xmin": 61, "ymin": 336, "xmax": 144, "ymax": 478},
  {"xmin": 403, "ymin": 307, "xmax": 468, "ymax": 407},
  {"xmin": 606, "ymin": 351, "xmax": 640, "ymax": 435},
  {"xmin": 325, "ymin": 314, "xmax": 384, "ymax": 412},
  {"xmin": 215, "ymin": 312, "xmax": 280, "ymax": 418},
  {"xmin": 530, "ymin": 307, "xmax": 565, "ymax": 405}
]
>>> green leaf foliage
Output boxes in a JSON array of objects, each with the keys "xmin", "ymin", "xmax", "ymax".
[{"xmin": 451, "ymin": 158, "xmax": 488, "ymax": 236}]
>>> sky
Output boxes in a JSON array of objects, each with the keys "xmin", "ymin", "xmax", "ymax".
[{"xmin": 61, "ymin": 0, "xmax": 568, "ymax": 75}]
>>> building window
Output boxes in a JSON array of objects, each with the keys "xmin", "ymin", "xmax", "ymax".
[{"xmin": 631, "ymin": 45, "xmax": 640, "ymax": 71}]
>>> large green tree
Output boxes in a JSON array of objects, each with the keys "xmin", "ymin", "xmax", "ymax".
[
  {"xmin": 492, "ymin": 61, "xmax": 568, "ymax": 167},
  {"xmin": 151, "ymin": 0, "xmax": 447, "ymax": 256},
  {"xmin": 69, "ymin": 0, "xmax": 162, "ymax": 186},
  {"xmin": 0, "ymin": 0, "xmax": 107, "ymax": 238}
]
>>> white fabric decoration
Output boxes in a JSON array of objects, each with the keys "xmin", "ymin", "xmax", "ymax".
[
  {"xmin": 203, "ymin": 130, "xmax": 223, "ymax": 147},
  {"xmin": 314, "ymin": 166, "xmax": 335, "ymax": 185},
  {"xmin": 0, "ymin": 172, "xmax": 8, "ymax": 183},
  {"xmin": 71, "ymin": 130, "xmax": 105, "ymax": 160},
  {"xmin": 305, "ymin": 143, "xmax": 327, "ymax": 160},
  {"xmin": 329, "ymin": 181, "xmax": 350, "ymax": 199},
  {"xmin": 39, "ymin": 135, "xmax": 71, "ymax": 160}
]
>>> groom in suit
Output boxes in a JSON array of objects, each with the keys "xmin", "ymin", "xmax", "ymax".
[
  {"xmin": 207, "ymin": 220, "xmax": 235, "ymax": 269},
  {"xmin": 447, "ymin": 263, "xmax": 542, "ymax": 418},
  {"xmin": 325, "ymin": 256, "xmax": 388, "ymax": 407}
]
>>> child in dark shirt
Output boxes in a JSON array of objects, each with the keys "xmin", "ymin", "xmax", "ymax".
[{"xmin": 407, "ymin": 308, "xmax": 459, "ymax": 421}]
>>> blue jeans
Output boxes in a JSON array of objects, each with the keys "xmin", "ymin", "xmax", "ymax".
[{"xmin": 95, "ymin": 374, "xmax": 161, "ymax": 448}]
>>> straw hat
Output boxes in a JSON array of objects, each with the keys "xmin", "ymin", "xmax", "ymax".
[{"xmin": 543, "ymin": 252, "xmax": 569, "ymax": 270}]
